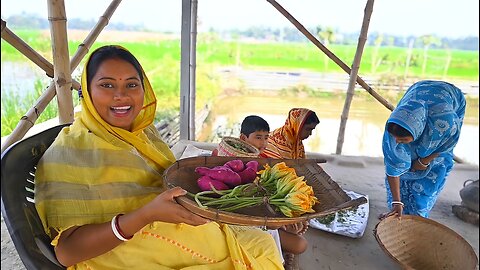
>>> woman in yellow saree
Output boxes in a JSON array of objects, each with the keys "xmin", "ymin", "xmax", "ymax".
[
  {"xmin": 34, "ymin": 45, "xmax": 283, "ymax": 270},
  {"xmin": 261, "ymin": 108, "xmax": 319, "ymax": 159}
]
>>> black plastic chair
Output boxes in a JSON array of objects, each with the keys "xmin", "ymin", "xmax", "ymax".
[{"xmin": 1, "ymin": 124, "xmax": 70, "ymax": 270}]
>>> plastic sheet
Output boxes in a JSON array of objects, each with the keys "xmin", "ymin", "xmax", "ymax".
[{"xmin": 309, "ymin": 190, "xmax": 369, "ymax": 238}]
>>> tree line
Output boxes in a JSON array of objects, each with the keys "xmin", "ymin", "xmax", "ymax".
[
  {"xmin": 3, "ymin": 12, "xmax": 148, "ymax": 32},
  {"xmin": 221, "ymin": 26, "xmax": 478, "ymax": 51},
  {"xmin": 4, "ymin": 12, "xmax": 478, "ymax": 51}
]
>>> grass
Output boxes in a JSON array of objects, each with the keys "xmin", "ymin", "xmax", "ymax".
[
  {"xmin": 1, "ymin": 79, "xmax": 81, "ymax": 136},
  {"xmin": 1, "ymin": 30, "xmax": 478, "ymax": 136}
]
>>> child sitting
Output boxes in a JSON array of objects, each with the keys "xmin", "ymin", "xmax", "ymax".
[{"xmin": 238, "ymin": 115, "xmax": 309, "ymax": 263}]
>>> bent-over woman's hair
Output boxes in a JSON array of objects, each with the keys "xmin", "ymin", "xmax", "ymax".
[
  {"xmin": 86, "ymin": 45, "xmax": 144, "ymax": 89},
  {"xmin": 387, "ymin": 122, "xmax": 412, "ymax": 137},
  {"xmin": 241, "ymin": 115, "xmax": 270, "ymax": 136},
  {"xmin": 304, "ymin": 111, "xmax": 320, "ymax": 125}
]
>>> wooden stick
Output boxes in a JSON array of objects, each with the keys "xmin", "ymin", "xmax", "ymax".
[
  {"xmin": 1, "ymin": 20, "xmax": 82, "ymax": 89},
  {"xmin": 265, "ymin": 0, "xmax": 395, "ymax": 111},
  {"xmin": 48, "ymin": 0, "xmax": 74, "ymax": 124},
  {"xmin": 69, "ymin": 0, "xmax": 122, "ymax": 70},
  {"xmin": 336, "ymin": 0, "xmax": 374, "ymax": 154},
  {"xmin": 1, "ymin": 19, "xmax": 54, "ymax": 78},
  {"xmin": 1, "ymin": 82, "xmax": 57, "ymax": 153}
]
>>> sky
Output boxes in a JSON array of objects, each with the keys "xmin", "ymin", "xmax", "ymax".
[{"xmin": 1, "ymin": 0, "xmax": 479, "ymax": 38}]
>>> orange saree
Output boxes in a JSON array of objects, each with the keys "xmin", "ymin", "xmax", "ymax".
[{"xmin": 261, "ymin": 108, "xmax": 314, "ymax": 159}]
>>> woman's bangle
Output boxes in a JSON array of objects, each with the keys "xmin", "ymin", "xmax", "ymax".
[
  {"xmin": 391, "ymin": 201, "xmax": 404, "ymax": 207},
  {"xmin": 417, "ymin": 158, "xmax": 430, "ymax": 167},
  {"xmin": 111, "ymin": 214, "xmax": 133, "ymax": 241}
]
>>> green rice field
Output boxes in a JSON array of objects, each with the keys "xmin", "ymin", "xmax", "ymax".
[{"xmin": 1, "ymin": 30, "xmax": 479, "ymax": 136}]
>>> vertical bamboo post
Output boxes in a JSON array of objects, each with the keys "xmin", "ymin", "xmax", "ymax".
[
  {"xmin": 336, "ymin": 0, "xmax": 374, "ymax": 155},
  {"xmin": 189, "ymin": 0, "xmax": 198, "ymax": 140},
  {"xmin": 180, "ymin": 0, "xmax": 193, "ymax": 140},
  {"xmin": 48, "ymin": 0, "xmax": 74, "ymax": 124}
]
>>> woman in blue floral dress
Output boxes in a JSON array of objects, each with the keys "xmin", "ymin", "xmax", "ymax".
[{"xmin": 380, "ymin": 80, "xmax": 466, "ymax": 218}]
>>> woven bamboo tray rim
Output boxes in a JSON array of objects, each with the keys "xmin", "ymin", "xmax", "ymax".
[
  {"xmin": 374, "ymin": 215, "xmax": 478, "ymax": 270},
  {"xmin": 163, "ymin": 156, "xmax": 367, "ymax": 226},
  {"xmin": 217, "ymin": 136, "xmax": 260, "ymax": 157}
]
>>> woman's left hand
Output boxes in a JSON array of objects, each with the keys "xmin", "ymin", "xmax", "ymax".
[{"xmin": 411, "ymin": 159, "xmax": 428, "ymax": 171}]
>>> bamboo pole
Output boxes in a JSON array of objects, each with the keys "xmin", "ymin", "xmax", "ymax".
[
  {"xmin": 1, "ymin": 82, "xmax": 57, "ymax": 153},
  {"xmin": 69, "ymin": 0, "xmax": 122, "ymax": 70},
  {"xmin": 180, "ymin": 0, "xmax": 193, "ymax": 140},
  {"xmin": 265, "ymin": 0, "xmax": 395, "ymax": 111},
  {"xmin": 48, "ymin": 0, "xmax": 74, "ymax": 124},
  {"xmin": 336, "ymin": 0, "xmax": 374, "ymax": 155},
  {"xmin": 1, "ymin": 20, "xmax": 81, "ymax": 90},
  {"xmin": 1, "ymin": 0, "xmax": 121, "ymax": 154},
  {"xmin": 189, "ymin": 0, "xmax": 198, "ymax": 140},
  {"xmin": 2, "ymin": 19, "xmax": 53, "ymax": 78}
]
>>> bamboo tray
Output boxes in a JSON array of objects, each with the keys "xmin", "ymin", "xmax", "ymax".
[
  {"xmin": 163, "ymin": 156, "xmax": 367, "ymax": 226},
  {"xmin": 374, "ymin": 215, "xmax": 478, "ymax": 270}
]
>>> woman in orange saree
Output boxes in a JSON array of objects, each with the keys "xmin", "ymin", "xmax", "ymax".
[{"xmin": 261, "ymin": 108, "xmax": 319, "ymax": 159}]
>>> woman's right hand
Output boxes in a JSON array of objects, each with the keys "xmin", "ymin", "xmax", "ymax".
[
  {"xmin": 379, "ymin": 203, "xmax": 403, "ymax": 220},
  {"xmin": 141, "ymin": 187, "xmax": 210, "ymax": 226}
]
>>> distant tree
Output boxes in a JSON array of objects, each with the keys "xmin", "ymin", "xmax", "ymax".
[
  {"xmin": 5, "ymin": 12, "xmax": 146, "ymax": 31},
  {"xmin": 371, "ymin": 34, "xmax": 383, "ymax": 73},
  {"xmin": 441, "ymin": 44, "xmax": 452, "ymax": 79},
  {"xmin": 282, "ymin": 27, "xmax": 305, "ymax": 42},
  {"xmin": 418, "ymin": 35, "xmax": 442, "ymax": 76},
  {"xmin": 7, "ymin": 12, "xmax": 48, "ymax": 29},
  {"xmin": 404, "ymin": 38, "xmax": 415, "ymax": 79},
  {"xmin": 316, "ymin": 26, "xmax": 336, "ymax": 71}
]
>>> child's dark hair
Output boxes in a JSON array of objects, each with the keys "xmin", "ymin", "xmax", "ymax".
[
  {"xmin": 387, "ymin": 122, "xmax": 412, "ymax": 137},
  {"xmin": 87, "ymin": 45, "xmax": 144, "ymax": 89},
  {"xmin": 304, "ymin": 111, "xmax": 320, "ymax": 125},
  {"xmin": 241, "ymin": 115, "xmax": 270, "ymax": 136}
]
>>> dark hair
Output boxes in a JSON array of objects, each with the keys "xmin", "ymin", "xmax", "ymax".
[
  {"xmin": 304, "ymin": 111, "xmax": 320, "ymax": 125},
  {"xmin": 387, "ymin": 122, "xmax": 412, "ymax": 137},
  {"xmin": 240, "ymin": 115, "xmax": 270, "ymax": 136},
  {"xmin": 86, "ymin": 45, "xmax": 144, "ymax": 90}
]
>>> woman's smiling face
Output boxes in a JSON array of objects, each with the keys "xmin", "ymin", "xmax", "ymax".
[{"xmin": 89, "ymin": 58, "xmax": 144, "ymax": 131}]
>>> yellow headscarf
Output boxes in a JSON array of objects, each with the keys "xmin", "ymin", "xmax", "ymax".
[
  {"xmin": 79, "ymin": 45, "xmax": 175, "ymax": 169},
  {"xmin": 36, "ymin": 45, "xmax": 176, "ymax": 232}
]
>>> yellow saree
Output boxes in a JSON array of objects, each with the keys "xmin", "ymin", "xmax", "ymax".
[
  {"xmin": 34, "ymin": 46, "xmax": 283, "ymax": 270},
  {"xmin": 262, "ymin": 108, "xmax": 313, "ymax": 159}
]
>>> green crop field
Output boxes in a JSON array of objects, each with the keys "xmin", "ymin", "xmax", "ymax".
[{"xmin": 1, "ymin": 30, "xmax": 479, "ymax": 136}]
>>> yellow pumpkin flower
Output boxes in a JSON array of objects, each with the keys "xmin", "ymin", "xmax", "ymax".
[
  {"xmin": 277, "ymin": 204, "xmax": 294, "ymax": 218},
  {"xmin": 193, "ymin": 162, "xmax": 319, "ymax": 218},
  {"xmin": 284, "ymin": 191, "xmax": 316, "ymax": 215},
  {"xmin": 270, "ymin": 162, "xmax": 298, "ymax": 179}
]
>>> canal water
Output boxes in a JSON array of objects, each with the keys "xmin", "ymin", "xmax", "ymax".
[
  {"xmin": 197, "ymin": 94, "xmax": 479, "ymax": 166},
  {"xmin": 2, "ymin": 62, "xmax": 478, "ymax": 165}
]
